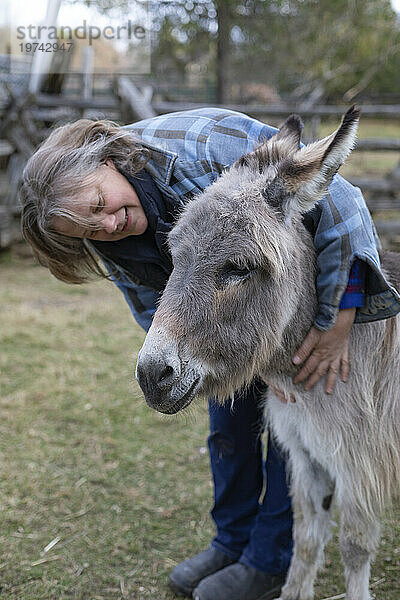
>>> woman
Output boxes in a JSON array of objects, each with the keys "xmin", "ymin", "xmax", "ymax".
[{"xmin": 21, "ymin": 108, "xmax": 398, "ymax": 600}]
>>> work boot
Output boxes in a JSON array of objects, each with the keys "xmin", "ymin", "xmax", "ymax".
[
  {"xmin": 168, "ymin": 546, "xmax": 236, "ymax": 598},
  {"xmin": 192, "ymin": 562, "xmax": 287, "ymax": 600}
]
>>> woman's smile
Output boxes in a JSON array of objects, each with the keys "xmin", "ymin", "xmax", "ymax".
[{"xmin": 53, "ymin": 160, "xmax": 148, "ymax": 241}]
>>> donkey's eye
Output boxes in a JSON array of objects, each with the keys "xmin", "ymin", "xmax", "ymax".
[{"xmin": 216, "ymin": 262, "xmax": 257, "ymax": 290}]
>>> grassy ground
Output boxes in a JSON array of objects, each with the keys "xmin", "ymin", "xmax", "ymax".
[
  {"xmin": 0, "ymin": 247, "xmax": 214, "ymax": 599},
  {"xmin": 1, "ymin": 247, "xmax": 399, "ymax": 599}
]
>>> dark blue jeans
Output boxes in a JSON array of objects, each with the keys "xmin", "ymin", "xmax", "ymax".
[{"xmin": 208, "ymin": 381, "xmax": 293, "ymax": 575}]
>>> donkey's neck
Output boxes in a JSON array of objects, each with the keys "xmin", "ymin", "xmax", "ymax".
[
  {"xmin": 265, "ymin": 229, "xmax": 318, "ymax": 376},
  {"xmin": 267, "ymin": 310, "xmax": 316, "ymax": 376}
]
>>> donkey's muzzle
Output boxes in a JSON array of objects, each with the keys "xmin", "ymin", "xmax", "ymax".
[
  {"xmin": 136, "ymin": 331, "xmax": 203, "ymax": 414},
  {"xmin": 136, "ymin": 350, "xmax": 180, "ymax": 408}
]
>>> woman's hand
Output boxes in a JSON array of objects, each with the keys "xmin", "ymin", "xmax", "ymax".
[{"xmin": 292, "ymin": 307, "xmax": 356, "ymax": 394}]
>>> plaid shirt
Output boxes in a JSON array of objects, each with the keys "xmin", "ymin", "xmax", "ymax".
[{"xmin": 118, "ymin": 108, "xmax": 400, "ymax": 331}]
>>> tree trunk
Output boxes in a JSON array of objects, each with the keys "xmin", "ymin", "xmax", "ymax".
[{"xmin": 216, "ymin": 0, "xmax": 231, "ymax": 104}]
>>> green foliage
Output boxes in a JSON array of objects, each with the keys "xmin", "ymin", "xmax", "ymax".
[
  {"xmin": 150, "ymin": 0, "xmax": 400, "ymax": 102},
  {"xmin": 151, "ymin": 1, "xmax": 218, "ymax": 85}
]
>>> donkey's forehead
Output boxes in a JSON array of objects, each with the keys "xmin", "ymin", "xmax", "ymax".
[
  {"xmin": 169, "ymin": 176, "xmax": 277, "ymax": 252},
  {"xmin": 170, "ymin": 197, "xmax": 253, "ymax": 247},
  {"xmin": 236, "ymin": 137, "xmax": 298, "ymax": 173}
]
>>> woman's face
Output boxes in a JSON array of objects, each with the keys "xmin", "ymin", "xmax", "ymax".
[{"xmin": 53, "ymin": 161, "xmax": 148, "ymax": 241}]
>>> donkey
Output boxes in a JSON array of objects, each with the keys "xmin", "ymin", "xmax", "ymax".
[{"xmin": 136, "ymin": 107, "xmax": 400, "ymax": 600}]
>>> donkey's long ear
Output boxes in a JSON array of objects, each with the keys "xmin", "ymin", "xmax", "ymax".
[
  {"xmin": 273, "ymin": 114, "xmax": 304, "ymax": 153},
  {"xmin": 278, "ymin": 105, "xmax": 360, "ymax": 214},
  {"xmin": 234, "ymin": 114, "xmax": 303, "ymax": 172}
]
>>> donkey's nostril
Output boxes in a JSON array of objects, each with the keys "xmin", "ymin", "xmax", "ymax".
[
  {"xmin": 136, "ymin": 342, "xmax": 181, "ymax": 402},
  {"xmin": 158, "ymin": 365, "xmax": 175, "ymax": 384}
]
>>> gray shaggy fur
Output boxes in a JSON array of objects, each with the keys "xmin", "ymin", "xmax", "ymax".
[{"xmin": 137, "ymin": 107, "xmax": 400, "ymax": 600}]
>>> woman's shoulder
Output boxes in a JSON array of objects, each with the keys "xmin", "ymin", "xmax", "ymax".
[
  {"xmin": 122, "ymin": 108, "xmax": 278, "ymax": 168},
  {"xmin": 123, "ymin": 108, "xmax": 276, "ymax": 143}
]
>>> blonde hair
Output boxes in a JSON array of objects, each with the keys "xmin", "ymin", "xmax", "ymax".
[{"xmin": 20, "ymin": 119, "xmax": 148, "ymax": 283}]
